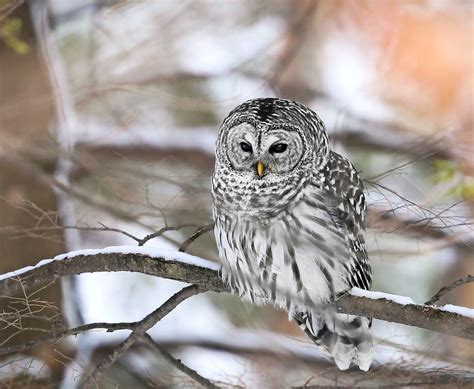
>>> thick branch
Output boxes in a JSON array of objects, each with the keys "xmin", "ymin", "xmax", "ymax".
[
  {"xmin": 0, "ymin": 248, "xmax": 472, "ymax": 340},
  {"xmin": 0, "ymin": 248, "xmax": 225, "ymax": 296},
  {"xmin": 340, "ymin": 289, "xmax": 473, "ymax": 340}
]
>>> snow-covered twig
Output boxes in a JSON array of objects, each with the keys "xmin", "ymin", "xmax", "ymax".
[{"xmin": 0, "ymin": 246, "xmax": 473, "ymax": 340}]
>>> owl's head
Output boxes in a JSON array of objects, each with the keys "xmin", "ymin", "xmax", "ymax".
[{"xmin": 215, "ymin": 98, "xmax": 330, "ymax": 179}]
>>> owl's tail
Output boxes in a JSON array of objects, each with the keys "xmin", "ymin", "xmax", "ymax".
[{"xmin": 294, "ymin": 310, "xmax": 373, "ymax": 371}]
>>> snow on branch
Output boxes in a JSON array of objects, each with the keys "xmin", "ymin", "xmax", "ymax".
[{"xmin": 0, "ymin": 246, "xmax": 472, "ymax": 340}]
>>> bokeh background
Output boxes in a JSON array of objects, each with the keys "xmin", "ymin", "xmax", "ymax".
[{"xmin": 0, "ymin": 0, "xmax": 473, "ymax": 387}]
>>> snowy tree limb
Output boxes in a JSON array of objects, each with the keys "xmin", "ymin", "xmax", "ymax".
[{"xmin": 0, "ymin": 247, "xmax": 473, "ymax": 340}]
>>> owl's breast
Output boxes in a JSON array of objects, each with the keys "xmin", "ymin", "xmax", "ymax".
[
  {"xmin": 213, "ymin": 183, "xmax": 353, "ymax": 308},
  {"xmin": 212, "ymin": 171, "xmax": 307, "ymax": 222}
]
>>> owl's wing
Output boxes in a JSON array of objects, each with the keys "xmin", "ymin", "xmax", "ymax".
[
  {"xmin": 315, "ymin": 151, "xmax": 371, "ymax": 290},
  {"xmin": 297, "ymin": 151, "xmax": 373, "ymax": 370}
]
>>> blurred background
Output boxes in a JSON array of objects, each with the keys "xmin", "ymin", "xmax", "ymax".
[{"xmin": 0, "ymin": 0, "xmax": 472, "ymax": 387}]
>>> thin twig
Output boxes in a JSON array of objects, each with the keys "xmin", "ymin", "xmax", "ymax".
[
  {"xmin": 425, "ymin": 275, "xmax": 474, "ymax": 306},
  {"xmin": 178, "ymin": 223, "xmax": 214, "ymax": 252},
  {"xmin": 138, "ymin": 224, "xmax": 196, "ymax": 246},
  {"xmin": 0, "ymin": 321, "xmax": 138, "ymax": 355},
  {"xmin": 142, "ymin": 333, "xmax": 219, "ymax": 389},
  {"xmin": 82, "ymin": 284, "xmax": 203, "ymax": 387},
  {"xmin": 96, "ymin": 222, "xmax": 142, "ymax": 243}
]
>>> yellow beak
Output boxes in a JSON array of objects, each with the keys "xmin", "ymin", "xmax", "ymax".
[{"xmin": 257, "ymin": 161, "xmax": 264, "ymax": 177}]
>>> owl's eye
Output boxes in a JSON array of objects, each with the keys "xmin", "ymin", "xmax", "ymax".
[
  {"xmin": 240, "ymin": 142, "xmax": 252, "ymax": 153},
  {"xmin": 269, "ymin": 143, "xmax": 288, "ymax": 154}
]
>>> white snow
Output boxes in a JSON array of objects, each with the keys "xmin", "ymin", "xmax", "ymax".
[
  {"xmin": 0, "ymin": 258, "xmax": 55, "ymax": 281},
  {"xmin": 0, "ymin": 246, "xmax": 219, "ymax": 283},
  {"xmin": 350, "ymin": 287, "xmax": 415, "ymax": 305},
  {"xmin": 54, "ymin": 245, "xmax": 220, "ymax": 271},
  {"xmin": 439, "ymin": 304, "xmax": 474, "ymax": 319},
  {"xmin": 350, "ymin": 288, "xmax": 474, "ymax": 319}
]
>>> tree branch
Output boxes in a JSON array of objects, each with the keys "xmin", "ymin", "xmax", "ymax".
[
  {"xmin": 141, "ymin": 333, "xmax": 219, "ymax": 389},
  {"xmin": 178, "ymin": 223, "xmax": 214, "ymax": 252},
  {"xmin": 425, "ymin": 275, "xmax": 474, "ymax": 305},
  {"xmin": 0, "ymin": 247, "xmax": 472, "ymax": 340},
  {"xmin": 82, "ymin": 284, "xmax": 204, "ymax": 387}
]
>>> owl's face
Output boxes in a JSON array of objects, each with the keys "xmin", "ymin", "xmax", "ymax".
[
  {"xmin": 226, "ymin": 122, "xmax": 305, "ymax": 178},
  {"xmin": 213, "ymin": 98, "xmax": 330, "ymax": 217}
]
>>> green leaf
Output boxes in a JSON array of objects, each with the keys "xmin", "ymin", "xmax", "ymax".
[{"xmin": 1, "ymin": 17, "xmax": 30, "ymax": 55}]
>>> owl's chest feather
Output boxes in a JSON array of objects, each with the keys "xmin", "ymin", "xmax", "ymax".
[
  {"xmin": 214, "ymin": 189, "xmax": 349, "ymax": 309},
  {"xmin": 212, "ymin": 167, "xmax": 308, "ymax": 220}
]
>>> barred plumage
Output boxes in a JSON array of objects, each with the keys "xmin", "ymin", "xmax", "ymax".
[{"xmin": 212, "ymin": 98, "xmax": 373, "ymax": 370}]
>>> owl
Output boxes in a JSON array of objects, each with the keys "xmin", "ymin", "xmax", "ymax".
[{"xmin": 211, "ymin": 98, "xmax": 372, "ymax": 371}]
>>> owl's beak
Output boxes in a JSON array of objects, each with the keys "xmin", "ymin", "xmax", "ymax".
[{"xmin": 257, "ymin": 161, "xmax": 264, "ymax": 177}]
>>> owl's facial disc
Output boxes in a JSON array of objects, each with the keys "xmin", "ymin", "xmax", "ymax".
[{"xmin": 226, "ymin": 123, "xmax": 304, "ymax": 177}]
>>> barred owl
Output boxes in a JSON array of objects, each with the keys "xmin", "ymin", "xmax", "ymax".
[{"xmin": 211, "ymin": 98, "xmax": 372, "ymax": 370}]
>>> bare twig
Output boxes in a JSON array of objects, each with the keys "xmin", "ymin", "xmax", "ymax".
[
  {"xmin": 96, "ymin": 222, "xmax": 142, "ymax": 243},
  {"xmin": 1, "ymin": 222, "xmax": 210, "ymax": 249},
  {"xmin": 425, "ymin": 275, "xmax": 474, "ymax": 306},
  {"xmin": 178, "ymin": 223, "xmax": 214, "ymax": 252},
  {"xmin": 82, "ymin": 284, "xmax": 203, "ymax": 386},
  {"xmin": 142, "ymin": 333, "xmax": 219, "ymax": 389},
  {"xmin": 0, "ymin": 321, "xmax": 137, "ymax": 355},
  {"xmin": 367, "ymin": 207, "xmax": 474, "ymax": 247},
  {"xmin": 1, "ymin": 323, "xmax": 472, "ymax": 385},
  {"xmin": 138, "ymin": 224, "xmax": 196, "ymax": 246}
]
